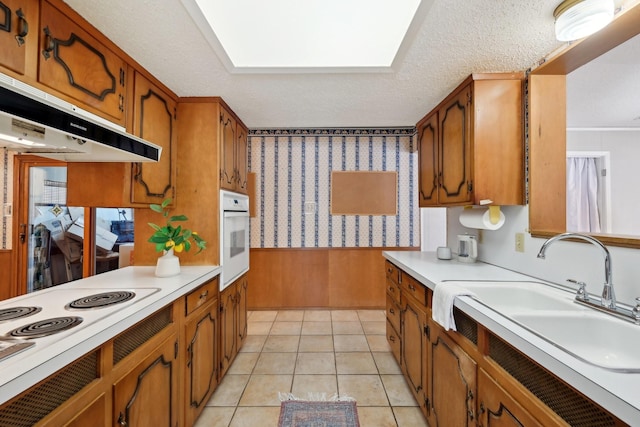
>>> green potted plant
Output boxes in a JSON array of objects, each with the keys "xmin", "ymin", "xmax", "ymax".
[{"xmin": 148, "ymin": 198, "xmax": 206, "ymax": 276}]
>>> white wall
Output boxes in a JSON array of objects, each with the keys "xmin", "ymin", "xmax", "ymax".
[
  {"xmin": 567, "ymin": 130, "xmax": 640, "ymax": 235},
  {"xmin": 447, "ymin": 205, "xmax": 640, "ymax": 305}
]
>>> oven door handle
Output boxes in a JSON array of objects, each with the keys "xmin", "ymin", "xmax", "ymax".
[{"xmin": 223, "ymin": 211, "xmax": 249, "ymax": 218}]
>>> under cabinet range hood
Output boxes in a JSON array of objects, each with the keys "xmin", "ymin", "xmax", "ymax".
[{"xmin": 0, "ymin": 73, "xmax": 161, "ymax": 162}]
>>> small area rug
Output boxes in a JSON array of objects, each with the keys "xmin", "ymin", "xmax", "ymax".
[{"xmin": 278, "ymin": 400, "xmax": 360, "ymax": 427}]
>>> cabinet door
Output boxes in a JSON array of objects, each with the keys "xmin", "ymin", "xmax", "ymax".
[
  {"xmin": 0, "ymin": 0, "xmax": 37, "ymax": 76},
  {"xmin": 236, "ymin": 275, "xmax": 248, "ymax": 351},
  {"xmin": 418, "ymin": 113, "xmax": 439, "ymax": 206},
  {"xmin": 39, "ymin": 0, "xmax": 126, "ymax": 125},
  {"xmin": 220, "ymin": 283, "xmax": 237, "ymax": 377},
  {"xmin": 236, "ymin": 124, "xmax": 248, "ymax": 193},
  {"xmin": 113, "ymin": 335, "xmax": 178, "ymax": 427},
  {"xmin": 439, "ymin": 85, "xmax": 472, "ymax": 205},
  {"xmin": 219, "ymin": 108, "xmax": 237, "ymax": 191},
  {"xmin": 185, "ymin": 302, "xmax": 218, "ymax": 426},
  {"xmin": 428, "ymin": 325, "xmax": 477, "ymax": 427},
  {"xmin": 401, "ymin": 294, "xmax": 428, "ymax": 415},
  {"xmin": 130, "ymin": 72, "xmax": 176, "ymax": 205},
  {"xmin": 478, "ymin": 369, "xmax": 544, "ymax": 427}
]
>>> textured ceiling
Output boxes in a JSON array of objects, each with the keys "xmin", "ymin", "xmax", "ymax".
[{"xmin": 62, "ymin": 0, "xmax": 571, "ymax": 128}]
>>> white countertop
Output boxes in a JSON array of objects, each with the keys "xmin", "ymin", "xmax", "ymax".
[
  {"xmin": 0, "ymin": 265, "xmax": 220, "ymax": 406},
  {"xmin": 383, "ymin": 251, "xmax": 640, "ymax": 425}
]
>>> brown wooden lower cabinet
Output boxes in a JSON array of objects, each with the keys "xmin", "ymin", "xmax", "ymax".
[
  {"xmin": 113, "ymin": 333, "xmax": 179, "ymax": 427},
  {"xmin": 184, "ymin": 279, "xmax": 219, "ymax": 426},
  {"xmin": 428, "ymin": 322, "xmax": 477, "ymax": 426},
  {"xmin": 220, "ymin": 273, "xmax": 248, "ymax": 378},
  {"xmin": 478, "ymin": 368, "xmax": 543, "ymax": 427},
  {"xmin": 385, "ymin": 261, "xmax": 626, "ymax": 427}
]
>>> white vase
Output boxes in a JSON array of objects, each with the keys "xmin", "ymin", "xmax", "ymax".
[{"xmin": 155, "ymin": 248, "xmax": 181, "ymax": 277}]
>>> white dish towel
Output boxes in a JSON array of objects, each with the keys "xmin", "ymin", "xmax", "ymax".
[{"xmin": 432, "ymin": 282, "xmax": 477, "ymax": 331}]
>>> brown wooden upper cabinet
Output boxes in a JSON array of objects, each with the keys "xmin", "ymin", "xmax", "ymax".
[
  {"xmin": 219, "ymin": 106, "xmax": 248, "ymax": 194},
  {"xmin": 417, "ymin": 73, "xmax": 524, "ymax": 207},
  {"xmin": 0, "ymin": 0, "xmax": 38, "ymax": 78},
  {"xmin": 130, "ymin": 71, "xmax": 177, "ymax": 205},
  {"xmin": 38, "ymin": 0, "xmax": 127, "ymax": 126}
]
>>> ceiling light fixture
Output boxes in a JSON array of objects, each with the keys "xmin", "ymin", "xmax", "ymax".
[{"xmin": 554, "ymin": 0, "xmax": 614, "ymax": 42}]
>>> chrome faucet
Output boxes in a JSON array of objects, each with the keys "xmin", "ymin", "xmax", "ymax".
[{"xmin": 537, "ymin": 233, "xmax": 615, "ymax": 309}]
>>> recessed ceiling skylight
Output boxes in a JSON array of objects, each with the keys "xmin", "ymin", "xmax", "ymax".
[{"xmin": 181, "ymin": 0, "xmax": 427, "ymax": 73}]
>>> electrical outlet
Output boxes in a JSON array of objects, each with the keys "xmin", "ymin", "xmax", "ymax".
[
  {"xmin": 515, "ymin": 233, "xmax": 525, "ymax": 253},
  {"xmin": 476, "ymin": 230, "xmax": 483, "ymax": 244},
  {"xmin": 304, "ymin": 202, "xmax": 316, "ymax": 215}
]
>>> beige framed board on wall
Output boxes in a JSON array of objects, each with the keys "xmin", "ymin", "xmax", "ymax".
[{"xmin": 330, "ymin": 171, "xmax": 397, "ymax": 215}]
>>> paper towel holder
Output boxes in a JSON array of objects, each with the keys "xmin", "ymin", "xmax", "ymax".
[{"xmin": 463, "ymin": 204, "xmax": 502, "ymax": 225}]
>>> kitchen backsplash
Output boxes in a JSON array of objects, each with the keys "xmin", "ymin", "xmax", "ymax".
[
  {"xmin": 1, "ymin": 149, "xmax": 14, "ymax": 250},
  {"xmin": 248, "ymin": 128, "xmax": 419, "ymax": 249}
]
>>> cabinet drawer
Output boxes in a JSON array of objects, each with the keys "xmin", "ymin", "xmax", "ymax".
[
  {"xmin": 185, "ymin": 277, "xmax": 218, "ymax": 316},
  {"xmin": 386, "ymin": 320, "xmax": 401, "ymax": 364},
  {"xmin": 386, "ymin": 279, "xmax": 401, "ymax": 304},
  {"xmin": 386, "ymin": 293, "xmax": 401, "ymax": 334},
  {"xmin": 385, "ymin": 261, "xmax": 400, "ymax": 285},
  {"xmin": 401, "ymin": 274, "xmax": 427, "ymax": 306}
]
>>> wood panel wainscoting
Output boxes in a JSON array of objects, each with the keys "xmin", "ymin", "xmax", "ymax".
[{"xmin": 247, "ymin": 247, "xmax": 418, "ymax": 310}]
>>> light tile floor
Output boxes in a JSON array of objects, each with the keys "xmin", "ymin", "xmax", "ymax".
[{"xmin": 195, "ymin": 310, "xmax": 429, "ymax": 427}]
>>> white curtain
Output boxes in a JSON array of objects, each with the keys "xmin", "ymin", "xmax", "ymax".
[{"xmin": 566, "ymin": 157, "xmax": 601, "ymax": 233}]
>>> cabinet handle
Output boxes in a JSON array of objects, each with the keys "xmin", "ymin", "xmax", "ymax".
[
  {"xmin": 199, "ymin": 290, "xmax": 209, "ymax": 300},
  {"xmin": 15, "ymin": 8, "xmax": 28, "ymax": 47},
  {"xmin": 42, "ymin": 26, "xmax": 54, "ymax": 60},
  {"xmin": 389, "ymin": 308, "xmax": 395, "ymax": 315},
  {"xmin": 388, "ymin": 286, "xmax": 395, "ymax": 293},
  {"xmin": 117, "ymin": 412, "xmax": 127, "ymax": 426},
  {"xmin": 118, "ymin": 94, "xmax": 124, "ymax": 112},
  {"xmin": 388, "ymin": 335, "xmax": 395, "ymax": 342}
]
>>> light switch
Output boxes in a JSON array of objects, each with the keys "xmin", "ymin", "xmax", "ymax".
[{"xmin": 304, "ymin": 202, "xmax": 316, "ymax": 215}]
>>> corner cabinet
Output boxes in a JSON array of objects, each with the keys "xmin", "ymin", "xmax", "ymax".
[
  {"xmin": 220, "ymin": 106, "xmax": 248, "ymax": 194},
  {"xmin": 0, "ymin": 0, "xmax": 38, "ymax": 78},
  {"xmin": 38, "ymin": 0, "xmax": 127, "ymax": 126},
  {"xmin": 417, "ymin": 73, "xmax": 524, "ymax": 207}
]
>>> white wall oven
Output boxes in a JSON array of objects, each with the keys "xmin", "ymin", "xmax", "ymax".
[{"xmin": 220, "ymin": 190, "xmax": 250, "ymax": 290}]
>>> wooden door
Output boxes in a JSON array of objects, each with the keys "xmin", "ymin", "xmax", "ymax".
[
  {"xmin": 236, "ymin": 275, "xmax": 248, "ymax": 351},
  {"xmin": 236, "ymin": 124, "xmax": 248, "ymax": 193},
  {"xmin": 428, "ymin": 325, "xmax": 477, "ymax": 427},
  {"xmin": 0, "ymin": 0, "xmax": 37, "ymax": 77},
  {"xmin": 220, "ymin": 282, "xmax": 237, "ymax": 377},
  {"xmin": 418, "ymin": 113, "xmax": 439, "ymax": 206},
  {"xmin": 401, "ymin": 294, "xmax": 428, "ymax": 414},
  {"xmin": 38, "ymin": 0, "xmax": 127, "ymax": 125},
  {"xmin": 477, "ymin": 369, "xmax": 544, "ymax": 427},
  {"xmin": 219, "ymin": 108, "xmax": 237, "ymax": 191},
  {"xmin": 113, "ymin": 335, "xmax": 178, "ymax": 427},
  {"xmin": 439, "ymin": 85, "xmax": 472, "ymax": 205},
  {"xmin": 185, "ymin": 302, "xmax": 218, "ymax": 426},
  {"xmin": 130, "ymin": 72, "xmax": 176, "ymax": 205}
]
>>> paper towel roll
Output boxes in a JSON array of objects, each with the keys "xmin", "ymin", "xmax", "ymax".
[{"xmin": 459, "ymin": 207, "xmax": 505, "ymax": 230}]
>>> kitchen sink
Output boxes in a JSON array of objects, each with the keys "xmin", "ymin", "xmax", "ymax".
[
  {"xmin": 510, "ymin": 311, "xmax": 640, "ymax": 371},
  {"xmin": 456, "ymin": 281, "xmax": 581, "ymax": 313},
  {"xmin": 449, "ymin": 280, "xmax": 640, "ymax": 371}
]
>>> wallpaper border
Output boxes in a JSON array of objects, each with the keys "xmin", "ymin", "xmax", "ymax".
[{"xmin": 250, "ymin": 127, "xmax": 416, "ymax": 136}]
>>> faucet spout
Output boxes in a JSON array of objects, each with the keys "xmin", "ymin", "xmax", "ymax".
[{"xmin": 537, "ymin": 233, "xmax": 615, "ymax": 309}]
